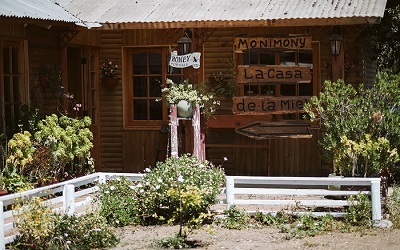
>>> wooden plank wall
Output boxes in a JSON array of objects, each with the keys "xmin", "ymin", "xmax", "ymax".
[{"xmin": 99, "ymin": 30, "xmax": 124, "ymax": 172}]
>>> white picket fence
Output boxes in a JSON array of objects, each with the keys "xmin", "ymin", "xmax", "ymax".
[{"xmin": 0, "ymin": 173, "xmax": 382, "ymax": 250}]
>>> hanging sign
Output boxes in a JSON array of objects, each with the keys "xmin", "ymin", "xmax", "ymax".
[
  {"xmin": 169, "ymin": 51, "xmax": 201, "ymax": 69},
  {"xmin": 234, "ymin": 35, "xmax": 312, "ymax": 52},
  {"xmin": 237, "ymin": 65, "xmax": 312, "ymax": 83}
]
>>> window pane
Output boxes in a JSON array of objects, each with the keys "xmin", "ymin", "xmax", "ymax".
[
  {"xmin": 244, "ymin": 84, "xmax": 259, "ymax": 96},
  {"xmin": 149, "ymin": 99, "xmax": 162, "ymax": 120},
  {"xmin": 133, "ymin": 76, "xmax": 147, "ymax": 97},
  {"xmin": 280, "ymin": 51, "xmax": 296, "ymax": 66},
  {"xmin": 299, "ymin": 83, "xmax": 313, "ymax": 96},
  {"xmin": 149, "ymin": 76, "xmax": 162, "ymax": 97},
  {"xmin": 148, "ymin": 52, "xmax": 162, "ymax": 74},
  {"xmin": 243, "ymin": 51, "xmax": 259, "ymax": 65},
  {"xmin": 13, "ymin": 76, "xmax": 19, "ymax": 101},
  {"xmin": 133, "ymin": 52, "xmax": 147, "ymax": 74},
  {"xmin": 4, "ymin": 77, "xmax": 10, "ymax": 102},
  {"xmin": 260, "ymin": 84, "xmax": 275, "ymax": 95},
  {"xmin": 133, "ymin": 99, "xmax": 147, "ymax": 120},
  {"xmin": 281, "ymin": 84, "xmax": 296, "ymax": 96},
  {"xmin": 299, "ymin": 50, "xmax": 313, "ymax": 68},
  {"xmin": 260, "ymin": 52, "xmax": 275, "ymax": 65}
]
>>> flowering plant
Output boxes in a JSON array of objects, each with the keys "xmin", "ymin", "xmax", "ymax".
[
  {"xmin": 101, "ymin": 59, "xmax": 118, "ymax": 78},
  {"xmin": 161, "ymin": 78, "xmax": 220, "ymax": 118}
]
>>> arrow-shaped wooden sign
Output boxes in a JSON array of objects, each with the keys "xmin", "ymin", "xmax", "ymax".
[{"xmin": 235, "ymin": 122, "xmax": 312, "ymax": 140}]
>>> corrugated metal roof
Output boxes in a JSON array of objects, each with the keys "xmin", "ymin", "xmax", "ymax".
[
  {"xmin": 0, "ymin": 0, "xmax": 387, "ymax": 27},
  {"xmin": 62, "ymin": 0, "xmax": 387, "ymax": 24},
  {"xmin": 0, "ymin": 0, "xmax": 81, "ymax": 23}
]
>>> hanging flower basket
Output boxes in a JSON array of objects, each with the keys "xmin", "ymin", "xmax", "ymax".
[
  {"xmin": 102, "ymin": 77, "xmax": 120, "ymax": 89},
  {"xmin": 176, "ymin": 100, "xmax": 194, "ymax": 118}
]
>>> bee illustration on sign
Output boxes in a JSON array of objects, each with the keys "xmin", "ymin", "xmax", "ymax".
[{"xmin": 169, "ymin": 51, "xmax": 201, "ymax": 69}]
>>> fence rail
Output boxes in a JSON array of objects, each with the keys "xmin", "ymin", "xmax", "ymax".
[{"xmin": 0, "ymin": 173, "xmax": 381, "ymax": 250}]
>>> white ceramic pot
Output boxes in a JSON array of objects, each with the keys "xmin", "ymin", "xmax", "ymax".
[{"xmin": 176, "ymin": 100, "xmax": 194, "ymax": 118}]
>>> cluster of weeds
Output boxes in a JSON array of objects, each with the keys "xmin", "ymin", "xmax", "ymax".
[
  {"xmin": 345, "ymin": 194, "xmax": 372, "ymax": 227},
  {"xmin": 386, "ymin": 184, "xmax": 400, "ymax": 228},
  {"xmin": 214, "ymin": 205, "xmax": 250, "ymax": 229}
]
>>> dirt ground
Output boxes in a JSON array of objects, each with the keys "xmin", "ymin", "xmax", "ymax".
[{"xmin": 111, "ymin": 224, "xmax": 400, "ymax": 250}]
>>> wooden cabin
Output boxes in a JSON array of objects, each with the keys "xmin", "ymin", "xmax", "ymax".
[{"xmin": 0, "ymin": 0, "xmax": 388, "ymax": 176}]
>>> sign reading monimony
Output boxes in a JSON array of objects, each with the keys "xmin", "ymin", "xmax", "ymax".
[
  {"xmin": 237, "ymin": 65, "xmax": 312, "ymax": 83},
  {"xmin": 234, "ymin": 35, "xmax": 312, "ymax": 52},
  {"xmin": 169, "ymin": 51, "xmax": 201, "ymax": 69},
  {"xmin": 233, "ymin": 96, "xmax": 311, "ymax": 115}
]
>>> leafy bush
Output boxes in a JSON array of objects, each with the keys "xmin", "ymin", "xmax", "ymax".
[
  {"xmin": 133, "ymin": 154, "xmax": 225, "ymax": 225},
  {"xmin": 215, "ymin": 205, "xmax": 250, "ymax": 230},
  {"xmin": 254, "ymin": 210, "xmax": 291, "ymax": 226},
  {"xmin": 12, "ymin": 196, "xmax": 118, "ymax": 249},
  {"xmin": 95, "ymin": 176, "xmax": 140, "ymax": 227},
  {"xmin": 3, "ymin": 114, "xmax": 94, "ymax": 189},
  {"xmin": 304, "ymin": 75, "xmax": 400, "ymax": 177},
  {"xmin": 346, "ymin": 194, "xmax": 372, "ymax": 227},
  {"xmin": 386, "ymin": 184, "xmax": 400, "ymax": 228}
]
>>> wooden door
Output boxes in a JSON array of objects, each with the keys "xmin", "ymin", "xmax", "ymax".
[{"xmin": 66, "ymin": 47, "xmax": 101, "ymax": 171}]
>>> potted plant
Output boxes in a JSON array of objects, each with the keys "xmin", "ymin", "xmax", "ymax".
[
  {"xmin": 101, "ymin": 58, "xmax": 119, "ymax": 89},
  {"xmin": 39, "ymin": 64, "xmax": 62, "ymax": 91},
  {"xmin": 161, "ymin": 78, "xmax": 219, "ymax": 118}
]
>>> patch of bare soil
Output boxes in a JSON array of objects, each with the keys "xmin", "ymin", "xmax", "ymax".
[{"xmin": 111, "ymin": 224, "xmax": 400, "ymax": 250}]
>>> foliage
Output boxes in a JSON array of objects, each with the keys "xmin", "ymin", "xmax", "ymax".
[
  {"xmin": 51, "ymin": 212, "xmax": 119, "ymax": 249},
  {"xmin": 95, "ymin": 176, "xmax": 140, "ymax": 227},
  {"xmin": 367, "ymin": 0, "xmax": 400, "ymax": 73},
  {"xmin": 34, "ymin": 114, "xmax": 94, "ymax": 180},
  {"xmin": 39, "ymin": 64, "xmax": 62, "ymax": 92},
  {"xmin": 338, "ymin": 134, "xmax": 399, "ymax": 177},
  {"xmin": 101, "ymin": 58, "xmax": 118, "ymax": 78},
  {"xmin": 12, "ymin": 196, "xmax": 118, "ymax": 249},
  {"xmin": 345, "ymin": 194, "xmax": 372, "ymax": 227},
  {"xmin": 153, "ymin": 232, "xmax": 192, "ymax": 249},
  {"xmin": 304, "ymin": 75, "xmax": 400, "ymax": 176},
  {"xmin": 254, "ymin": 210, "xmax": 291, "ymax": 226},
  {"xmin": 3, "ymin": 114, "xmax": 94, "ymax": 190},
  {"xmin": 385, "ymin": 184, "xmax": 400, "ymax": 228},
  {"xmin": 215, "ymin": 205, "xmax": 250, "ymax": 230},
  {"xmin": 208, "ymin": 58, "xmax": 238, "ymax": 100},
  {"xmin": 161, "ymin": 78, "xmax": 220, "ymax": 118},
  {"xmin": 6, "ymin": 131, "xmax": 35, "ymax": 171},
  {"xmin": 13, "ymin": 196, "xmax": 57, "ymax": 248},
  {"xmin": 280, "ymin": 214, "xmax": 339, "ymax": 239},
  {"xmin": 133, "ymin": 154, "xmax": 225, "ymax": 226}
]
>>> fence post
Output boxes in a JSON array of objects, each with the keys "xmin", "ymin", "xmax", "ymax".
[
  {"xmin": 226, "ymin": 176, "xmax": 234, "ymax": 209},
  {"xmin": 63, "ymin": 184, "xmax": 75, "ymax": 216},
  {"xmin": 0, "ymin": 201, "xmax": 5, "ymax": 250},
  {"xmin": 370, "ymin": 179, "xmax": 382, "ymax": 221},
  {"xmin": 98, "ymin": 173, "xmax": 106, "ymax": 184}
]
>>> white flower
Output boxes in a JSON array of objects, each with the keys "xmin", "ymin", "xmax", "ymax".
[
  {"xmin": 140, "ymin": 189, "xmax": 144, "ymax": 193},
  {"xmin": 129, "ymin": 186, "xmax": 136, "ymax": 190},
  {"xmin": 110, "ymin": 186, "xmax": 115, "ymax": 190},
  {"xmin": 224, "ymin": 157, "xmax": 228, "ymax": 161},
  {"xmin": 104, "ymin": 191, "xmax": 110, "ymax": 194},
  {"xmin": 157, "ymin": 178, "xmax": 162, "ymax": 183},
  {"xmin": 178, "ymin": 175, "xmax": 184, "ymax": 182},
  {"xmin": 146, "ymin": 181, "xmax": 150, "ymax": 186},
  {"xmin": 137, "ymin": 183, "xmax": 142, "ymax": 188},
  {"xmin": 155, "ymin": 185, "xmax": 160, "ymax": 189},
  {"xmin": 199, "ymin": 164, "xmax": 205, "ymax": 168},
  {"xmin": 145, "ymin": 167, "xmax": 151, "ymax": 172},
  {"xmin": 116, "ymin": 220, "xmax": 119, "ymax": 224}
]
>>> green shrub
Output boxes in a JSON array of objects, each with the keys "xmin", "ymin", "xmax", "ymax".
[
  {"xmin": 134, "ymin": 154, "xmax": 225, "ymax": 225},
  {"xmin": 346, "ymin": 194, "xmax": 372, "ymax": 227},
  {"xmin": 386, "ymin": 184, "xmax": 400, "ymax": 228},
  {"xmin": 254, "ymin": 210, "xmax": 291, "ymax": 226},
  {"xmin": 215, "ymin": 205, "xmax": 250, "ymax": 230},
  {"xmin": 95, "ymin": 176, "xmax": 140, "ymax": 226},
  {"xmin": 12, "ymin": 196, "xmax": 118, "ymax": 249},
  {"xmin": 281, "ymin": 213, "xmax": 337, "ymax": 239}
]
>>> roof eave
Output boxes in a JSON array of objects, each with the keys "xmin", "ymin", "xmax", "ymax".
[{"xmin": 95, "ymin": 17, "xmax": 382, "ymax": 30}]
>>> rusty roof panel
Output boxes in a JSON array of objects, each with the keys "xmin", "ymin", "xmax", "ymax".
[
  {"xmin": 63, "ymin": 0, "xmax": 387, "ymax": 24},
  {"xmin": 0, "ymin": 0, "xmax": 81, "ymax": 23}
]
